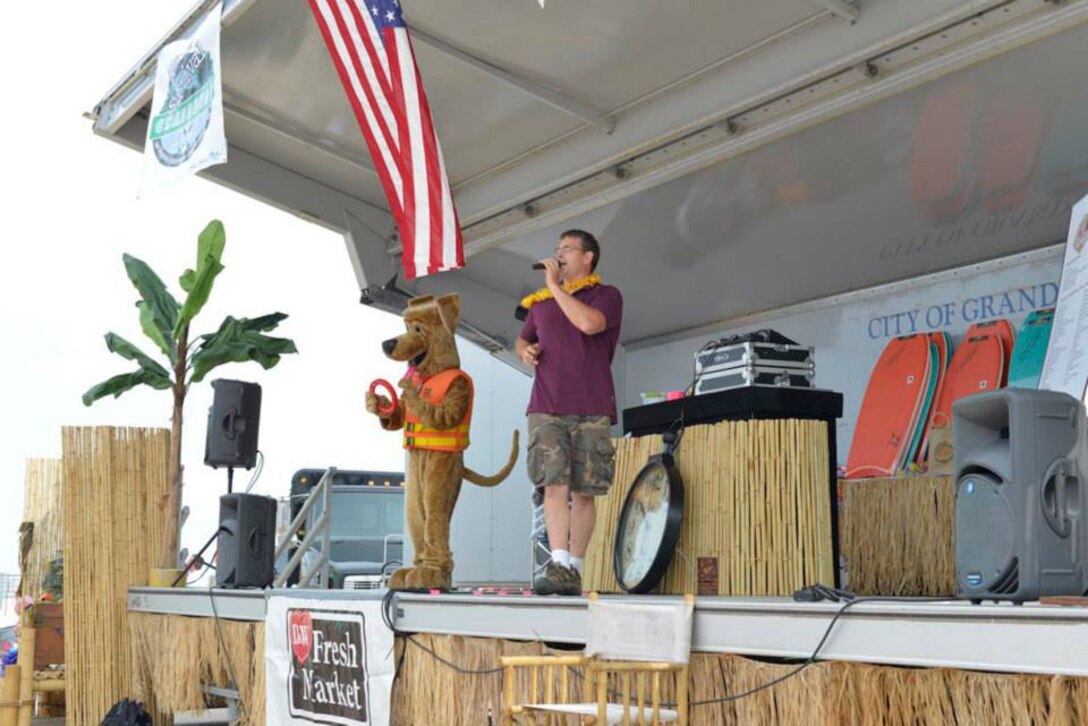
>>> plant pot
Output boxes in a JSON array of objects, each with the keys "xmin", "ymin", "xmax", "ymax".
[{"xmin": 148, "ymin": 568, "xmax": 185, "ymax": 588}]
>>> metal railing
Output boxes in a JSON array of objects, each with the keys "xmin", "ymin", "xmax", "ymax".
[
  {"xmin": 530, "ymin": 502, "xmax": 550, "ymax": 582},
  {"xmin": 0, "ymin": 573, "xmax": 21, "ymax": 620},
  {"xmin": 274, "ymin": 468, "xmax": 334, "ymax": 588},
  {"xmin": 383, "ymin": 533, "xmax": 405, "ymax": 569}
]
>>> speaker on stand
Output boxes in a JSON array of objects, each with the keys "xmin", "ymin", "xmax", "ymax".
[
  {"xmin": 205, "ymin": 379, "xmax": 262, "ymax": 492},
  {"xmin": 953, "ymin": 388, "xmax": 1087, "ymax": 603},
  {"xmin": 216, "ymin": 493, "xmax": 277, "ymax": 588},
  {"xmin": 170, "ymin": 379, "xmax": 272, "ymax": 589}
]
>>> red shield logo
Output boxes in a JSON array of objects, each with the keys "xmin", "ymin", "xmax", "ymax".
[{"xmin": 289, "ymin": 610, "xmax": 313, "ymax": 665}]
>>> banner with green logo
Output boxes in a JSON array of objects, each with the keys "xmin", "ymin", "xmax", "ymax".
[{"xmin": 142, "ymin": 2, "xmax": 226, "ymax": 193}]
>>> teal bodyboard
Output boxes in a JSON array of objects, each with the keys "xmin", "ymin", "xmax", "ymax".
[
  {"xmin": 1008, "ymin": 309, "xmax": 1054, "ymax": 389},
  {"xmin": 903, "ymin": 342, "xmax": 940, "ymax": 469}
]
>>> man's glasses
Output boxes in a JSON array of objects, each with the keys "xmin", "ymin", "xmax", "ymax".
[{"xmin": 555, "ymin": 245, "xmax": 584, "ymax": 255}]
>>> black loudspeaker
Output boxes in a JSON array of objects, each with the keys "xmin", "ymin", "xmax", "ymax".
[
  {"xmin": 954, "ymin": 388, "xmax": 1087, "ymax": 602},
  {"xmin": 216, "ymin": 493, "xmax": 277, "ymax": 588},
  {"xmin": 205, "ymin": 379, "xmax": 262, "ymax": 470}
]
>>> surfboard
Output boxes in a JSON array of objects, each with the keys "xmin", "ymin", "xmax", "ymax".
[
  {"xmin": 914, "ymin": 331, "xmax": 951, "ymax": 466},
  {"xmin": 901, "ymin": 341, "xmax": 940, "ymax": 470},
  {"xmin": 966, "ymin": 319, "xmax": 1014, "ymax": 385},
  {"xmin": 846, "ymin": 334, "xmax": 931, "ymax": 479},
  {"xmin": 930, "ymin": 333, "xmax": 1005, "ymax": 432},
  {"xmin": 1008, "ymin": 308, "xmax": 1055, "ymax": 389}
]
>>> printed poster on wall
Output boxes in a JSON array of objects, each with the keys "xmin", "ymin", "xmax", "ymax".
[
  {"xmin": 142, "ymin": 2, "xmax": 227, "ymax": 194},
  {"xmin": 266, "ymin": 596, "xmax": 394, "ymax": 726},
  {"xmin": 1039, "ymin": 192, "xmax": 1088, "ymax": 405}
]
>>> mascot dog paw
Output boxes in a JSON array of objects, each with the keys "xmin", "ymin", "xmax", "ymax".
[{"xmin": 365, "ymin": 293, "xmax": 519, "ymax": 591}]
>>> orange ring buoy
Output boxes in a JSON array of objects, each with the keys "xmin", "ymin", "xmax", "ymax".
[{"xmin": 369, "ymin": 379, "xmax": 398, "ymax": 415}]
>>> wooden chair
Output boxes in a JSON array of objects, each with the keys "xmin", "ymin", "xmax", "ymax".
[{"xmin": 501, "ymin": 594, "xmax": 693, "ymax": 725}]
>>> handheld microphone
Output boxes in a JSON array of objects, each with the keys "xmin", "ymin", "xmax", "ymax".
[{"xmin": 532, "ymin": 262, "xmax": 545, "ymax": 270}]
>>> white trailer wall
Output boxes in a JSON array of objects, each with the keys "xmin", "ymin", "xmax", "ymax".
[{"xmin": 624, "ymin": 246, "xmax": 1064, "ymax": 466}]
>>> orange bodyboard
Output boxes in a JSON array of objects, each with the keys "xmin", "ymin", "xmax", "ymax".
[
  {"xmin": 930, "ymin": 334, "xmax": 1005, "ymax": 431},
  {"xmin": 966, "ymin": 319, "xmax": 1014, "ymax": 385},
  {"xmin": 846, "ymin": 335, "xmax": 931, "ymax": 478}
]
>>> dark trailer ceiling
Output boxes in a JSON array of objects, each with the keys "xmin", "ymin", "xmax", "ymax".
[{"xmin": 93, "ymin": 0, "xmax": 1088, "ymax": 358}]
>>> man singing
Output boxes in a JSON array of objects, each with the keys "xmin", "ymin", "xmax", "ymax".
[{"xmin": 516, "ymin": 229, "xmax": 623, "ymax": 596}]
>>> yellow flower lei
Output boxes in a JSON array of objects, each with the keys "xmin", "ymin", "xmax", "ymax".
[{"xmin": 520, "ymin": 274, "xmax": 602, "ymax": 311}]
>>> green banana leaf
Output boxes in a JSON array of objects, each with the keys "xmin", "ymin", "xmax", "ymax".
[
  {"xmin": 81, "ymin": 367, "xmax": 173, "ymax": 406},
  {"xmin": 235, "ymin": 312, "xmax": 288, "ymax": 332},
  {"xmin": 189, "ymin": 314, "xmax": 298, "ymax": 383},
  {"xmin": 196, "ymin": 219, "xmax": 226, "ymax": 266},
  {"xmin": 138, "ymin": 302, "xmax": 171, "ymax": 359},
  {"xmin": 104, "ymin": 333, "xmax": 172, "ymax": 379},
  {"xmin": 174, "ymin": 220, "xmax": 227, "ymax": 338},
  {"xmin": 179, "ymin": 269, "xmax": 196, "ymax": 293},
  {"xmin": 123, "ymin": 254, "xmax": 178, "ymax": 357}
]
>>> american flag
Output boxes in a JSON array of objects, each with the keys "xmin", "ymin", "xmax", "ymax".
[{"xmin": 308, "ymin": 0, "xmax": 464, "ymax": 279}]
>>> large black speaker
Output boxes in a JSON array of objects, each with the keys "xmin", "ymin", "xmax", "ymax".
[
  {"xmin": 205, "ymin": 379, "xmax": 262, "ymax": 470},
  {"xmin": 954, "ymin": 388, "xmax": 1087, "ymax": 603},
  {"xmin": 216, "ymin": 493, "xmax": 277, "ymax": 588}
]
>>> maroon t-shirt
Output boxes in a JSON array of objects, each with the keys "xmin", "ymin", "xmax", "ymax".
[{"xmin": 519, "ymin": 284, "xmax": 623, "ymax": 422}]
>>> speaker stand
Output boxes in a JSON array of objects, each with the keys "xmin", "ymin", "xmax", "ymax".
[
  {"xmin": 171, "ymin": 526, "xmax": 227, "ymax": 587},
  {"xmin": 227, "ymin": 467, "xmax": 235, "ymax": 494}
]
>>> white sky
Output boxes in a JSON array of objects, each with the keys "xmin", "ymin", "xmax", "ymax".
[{"xmin": 0, "ymin": 2, "xmax": 413, "ymax": 576}]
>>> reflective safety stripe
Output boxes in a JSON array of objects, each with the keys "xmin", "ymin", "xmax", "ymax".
[
  {"xmin": 404, "ymin": 423, "xmax": 470, "ymax": 451},
  {"xmin": 406, "ymin": 423, "xmax": 469, "ymax": 434},
  {"xmin": 406, "ymin": 435, "xmax": 470, "ymax": 447},
  {"xmin": 409, "ymin": 422, "xmax": 467, "ymax": 435}
]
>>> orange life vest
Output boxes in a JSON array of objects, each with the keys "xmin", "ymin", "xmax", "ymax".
[{"xmin": 403, "ymin": 369, "xmax": 473, "ymax": 452}]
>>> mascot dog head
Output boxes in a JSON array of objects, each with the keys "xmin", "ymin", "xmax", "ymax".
[{"xmin": 381, "ymin": 294, "xmax": 461, "ymax": 374}]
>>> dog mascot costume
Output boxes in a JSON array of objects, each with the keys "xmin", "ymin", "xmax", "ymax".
[{"xmin": 366, "ymin": 293, "xmax": 519, "ymax": 591}]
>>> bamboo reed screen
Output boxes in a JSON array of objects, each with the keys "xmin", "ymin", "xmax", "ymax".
[
  {"xmin": 839, "ymin": 476, "xmax": 956, "ymax": 596},
  {"xmin": 396, "ymin": 633, "xmax": 1088, "ymax": 725},
  {"xmin": 21, "ymin": 458, "xmax": 63, "ymax": 596},
  {"xmin": 62, "ymin": 426, "xmax": 171, "ymax": 725},
  {"xmin": 583, "ymin": 419, "xmax": 834, "ymax": 596}
]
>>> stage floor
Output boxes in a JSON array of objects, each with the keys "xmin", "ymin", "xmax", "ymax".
[{"xmin": 127, "ymin": 587, "xmax": 1088, "ymax": 677}]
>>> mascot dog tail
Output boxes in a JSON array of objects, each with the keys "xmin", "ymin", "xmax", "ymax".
[{"xmin": 464, "ymin": 430, "xmax": 521, "ymax": 487}]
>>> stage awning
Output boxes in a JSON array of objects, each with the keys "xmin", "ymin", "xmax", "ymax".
[{"xmin": 92, "ymin": 0, "xmax": 1088, "ymax": 355}]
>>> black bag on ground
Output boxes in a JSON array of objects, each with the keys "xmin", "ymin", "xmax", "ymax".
[{"xmin": 101, "ymin": 698, "xmax": 152, "ymax": 726}]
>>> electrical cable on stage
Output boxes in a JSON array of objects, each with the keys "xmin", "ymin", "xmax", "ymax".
[
  {"xmin": 381, "ymin": 587, "xmax": 962, "ymax": 711},
  {"xmin": 243, "ymin": 450, "xmax": 265, "ymax": 494},
  {"xmin": 685, "ymin": 588, "xmax": 960, "ymax": 707},
  {"xmin": 381, "ymin": 589, "xmax": 503, "ymax": 676},
  {"xmin": 208, "ymin": 586, "xmax": 249, "ymax": 724}
]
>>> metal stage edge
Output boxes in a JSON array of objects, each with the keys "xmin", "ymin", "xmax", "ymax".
[{"xmin": 128, "ymin": 588, "xmax": 1088, "ymax": 677}]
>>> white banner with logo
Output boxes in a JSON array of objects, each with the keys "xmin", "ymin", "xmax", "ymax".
[
  {"xmin": 142, "ymin": 2, "xmax": 227, "ymax": 193},
  {"xmin": 1040, "ymin": 192, "xmax": 1088, "ymax": 405},
  {"xmin": 265, "ymin": 596, "xmax": 394, "ymax": 726}
]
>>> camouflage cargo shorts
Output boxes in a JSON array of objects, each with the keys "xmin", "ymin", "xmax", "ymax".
[{"xmin": 527, "ymin": 413, "xmax": 616, "ymax": 496}]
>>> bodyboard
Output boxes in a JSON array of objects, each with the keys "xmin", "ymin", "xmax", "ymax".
[
  {"xmin": 1008, "ymin": 308, "xmax": 1054, "ymax": 389},
  {"xmin": 916, "ymin": 332, "xmax": 951, "ymax": 465},
  {"xmin": 846, "ymin": 335, "xmax": 931, "ymax": 478},
  {"xmin": 931, "ymin": 333, "xmax": 1005, "ymax": 431},
  {"xmin": 900, "ymin": 341, "xmax": 935, "ymax": 472},
  {"xmin": 966, "ymin": 319, "xmax": 1014, "ymax": 385}
]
